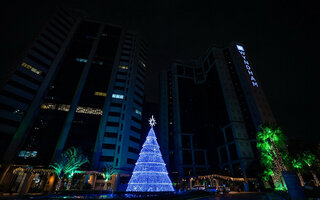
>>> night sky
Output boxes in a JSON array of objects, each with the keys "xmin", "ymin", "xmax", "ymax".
[{"xmin": 1, "ymin": 0, "xmax": 319, "ymax": 143}]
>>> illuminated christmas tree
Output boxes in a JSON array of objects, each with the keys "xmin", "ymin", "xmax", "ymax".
[{"xmin": 126, "ymin": 115, "xmax": 174, "ymax": 192}]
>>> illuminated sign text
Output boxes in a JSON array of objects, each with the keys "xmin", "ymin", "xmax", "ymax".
[{"xmin": 236, "ymin": 45, "xmax": 258, "ymax": 87}]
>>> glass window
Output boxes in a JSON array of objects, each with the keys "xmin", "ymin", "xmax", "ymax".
[
  {"xmin": 112, "ymin": 93, "xmax": 124, "ymax": 99},
  {"xmin": 134, "ymin": 109, "xmax": 142, "ymax": 116},
  {"xmin": 75, "ymin": 58, "xmax": 88, "ymax": 63}
]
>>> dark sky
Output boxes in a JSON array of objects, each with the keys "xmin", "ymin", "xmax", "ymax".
[{"xmin": 1, "ymin": 0, "xmax": 319, "ymax": 143}]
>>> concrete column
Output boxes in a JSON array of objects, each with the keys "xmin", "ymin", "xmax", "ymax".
[
  {"xmin": 19, "ymin": 173, "xmax": 33, "ymax": 195},
  {"xmin": 215, "ymin": 179, "xmax": 219, "ymax": 188},
  {"xmin": 0, "ymin": 165, "xmax": 10, "ymax": 184},
  {"xmin": 189, "ymin": 178, "xmax": 193, "ymax": 189},
  {"xmin": 17, "ymin": 173, "xmax": 27, "ymax": 193},
  {"xmin": 91, "ymin": 175, "xmax": 97, "ymax": 190},
  {"xmin": 112, "ymin": 174, "xmax": 120, "ymax": 191}
]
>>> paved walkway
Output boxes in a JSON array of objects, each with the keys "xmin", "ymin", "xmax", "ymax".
[{"xmin": 188, "ymin": 192, "xmax": 285, "ymax": 200}]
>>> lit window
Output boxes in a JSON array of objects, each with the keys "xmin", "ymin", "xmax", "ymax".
[
  {"xmin": 57, "ymin": 104, "xmax": 70, "ymax": 112},
  {"xmin": 94, "ymin": 91, "xmax": 107, "ymax": 96},
  {"xmin": 135, "ymin": 109, "xmax": 142, "ymax": 116},
  {"xmin": 18, "ymin": 150, "xmax": 26, "ymax": 157},
  {"xmin": 75, "ymin": 58, "xmax": 88, "ymax": 63},
  {"xmin": 21, "ymin": 62, "xmax": 42, "ymax": 75},
  {"xmin": 18, "ymin": 150, "xmax": 37, "ymax": 158},
  {"xmin": 139, "ymin": 60, "xmax": 146, "ymax": 68},
  {"xmin": 76, "ymin": 106, "xmax": 103, "ymax": 115},
  {"xmin": 236, "ymin": 45, "xmax": 244, "ymax": 51},
  {"xmin": 118, "ymin": 65, "xmax": 128, "ymax": 69},
  {"xmin": 92, "ymin": 60, "xmax": 103, "ymax": 65},
  {"xmin": 13, "ymin": 109, "xmax": 24, "ymax": 115},
  {"xmin": 41, "ymin": 103, "xmax": 103, "ymax": 115},
  {"xmin": 41, "ymin": 103, "xmax": 56, "ymax": 110},
  {"xmin": 112, "ymin": 94, "xmax": 124, "ymax": 99}
]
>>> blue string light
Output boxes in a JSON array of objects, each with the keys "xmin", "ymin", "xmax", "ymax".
[{"xmin": 126, "ymin": 127, "xmax": 174, "ymax": 192}]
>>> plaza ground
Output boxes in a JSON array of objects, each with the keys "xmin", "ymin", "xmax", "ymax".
[{"xmin": 0, "ymin": 192, "xmax": 289, "ymax": 200}]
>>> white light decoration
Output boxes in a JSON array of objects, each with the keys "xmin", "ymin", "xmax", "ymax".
[
  {"xmin": 148, "ymin": 115, "xmax": 156, "ymax": 127},
  {"xmin": 236, "ymin": 44, "xmax": 259, "ymax": 87},
  {"xmin": 236, "ymin": 45, "xmax": 244, "ymax": 51},
  {"xmin": 126, "ymin": 116, "xmax": 174, "ymax": 192}
]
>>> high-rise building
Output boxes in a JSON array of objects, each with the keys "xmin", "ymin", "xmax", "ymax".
[
  {"xmin": 0, "ymin": 7, "xmax": 77, "ymax": 160},
  {"xmin": 160, "ymin": 42, "xmax": 276, "ymax": 180},
  {"xmin": 0, "ymin": 7, "xmax": 147, "ymax": 185}
]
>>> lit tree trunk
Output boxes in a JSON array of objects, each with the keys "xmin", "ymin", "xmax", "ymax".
[
  {"xmin": 66, "ymin": 178, "xmax": 72, "ymax": 190},
  {"xmin": 310, "ymin": 169, "xmax": 319, "ymax": 187},
  {"xmin": 242, "ymin": 169, "xmax": 249, "ymax": 191},
  {"xmin": 55, "ymin": 177, "xmax": 62, "ymax": 191},
  {"xmin": 270, "ymin": 140, "xmax": 287, "ymax": 171},
  {"xmin": 103, "ymin": 178, "xmax": 109, "ymax": 190},
  {"xmin": 92, "ymin": 174, "xmax": 97, "ymax": 190},
  {"xmin": 270, "ymin": 140, "xmax": 287, "ymax": 189},
  {"xmin": 263, "ymin": 180, "xmax": 271, "ymax": 189},
  {"xmin": 297, "ymin": 170, "xmax": 304, "ymax": 187}
]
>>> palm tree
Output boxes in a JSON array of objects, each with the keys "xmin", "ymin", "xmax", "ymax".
[
  {"xmin": 301, "ymin": 151, "xmax": 319, "ymax": 187},
  {"xmin": 256, "ymin": 124, "xmax": 288, "ymax": 190},
  {"xmin": 102, "ymin": 164, "xmax": 116, "ymax": 190},
  {"xmin": 50, "ymin": 147, "xmax": 89, "ymax": 191},
  {"xmin": 291, "ymin": 155, "xmax": 305, "ymax": 186},
  {"xmin": 63, "ymin": 147, "xmax": 89, "ymax": 177},
  {"xmin": 64, "ymin": 147, "xmax": 89, "ymax": 190},
  {"xmin": 50, "ymin": 151, "xmax": 68, "ymax": 191}
]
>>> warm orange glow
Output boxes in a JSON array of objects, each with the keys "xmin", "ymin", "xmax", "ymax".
[
  {"xmin": 48, "ymin": 175, "xmax": 55, "ymax": 186},
  {"xmin": 88, "ymin": 175, "xmax": 94, "ymax": 184}
]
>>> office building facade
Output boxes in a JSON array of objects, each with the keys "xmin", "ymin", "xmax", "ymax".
[
  {"xmin": 160, "ymin": 42, "xmax": 276, "ymax": 179},
  {"xmin": 0, "ymin": 7, "xmax": 147, "ymax": 187}
]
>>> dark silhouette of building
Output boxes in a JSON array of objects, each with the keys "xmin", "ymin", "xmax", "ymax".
[
  {"xmin": 160, "ymin": 43, "xmax": 276, "ymax": 181},
  {"xmin": 0, "ymin": 7, "xmax": 147, "ymax": 185}
]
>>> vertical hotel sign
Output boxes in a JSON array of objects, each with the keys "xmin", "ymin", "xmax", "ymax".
[{"xmin": 236, "ymin": 45, "xmax": 258, "ymax": 87}]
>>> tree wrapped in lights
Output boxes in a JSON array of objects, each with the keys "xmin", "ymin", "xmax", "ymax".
[
  {"xmin": 50, "ymin": 147, "xmax": 89, "ymax": 190},
  {"xmin": 256, "ymin": 124, "xmax": 288, "ymax": 190},
  {"xmin": 126, "ymin": 115, "xmax": 174, "ymax": 192}
]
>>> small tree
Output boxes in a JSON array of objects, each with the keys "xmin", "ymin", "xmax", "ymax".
[
  {"xmin": 256, "ymin": 124, "xmax": 288, "ymax": 191},
  {"xmin": 301, "ymin": 151, "xmax": 319, "ymax": 187},
  {"xmin": 50, "ymin": 147, "xmax": 89, "ymax": 191},
  {"xmin": 291, "ymin": 155, "xmax": 305, "ymax": 186},
  {"xmin": 63, "ymin": 147, "xmax": 89, "ymax": 178},
  {"xmin": 50, "ymin": 151, "xmax": 68, "ymax": 191},
  {"xmin": 102, "ymin": 164, "xmax": 116, "ymax": 190},
  {"xmin": 102, "ymin": 164, "xmax": 116, "ymax": 182}
]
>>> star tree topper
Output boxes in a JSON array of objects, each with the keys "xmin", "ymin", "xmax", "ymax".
[{"xmin": 149, "ymin": 115, "xmax": 156, "ymax": 127}]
